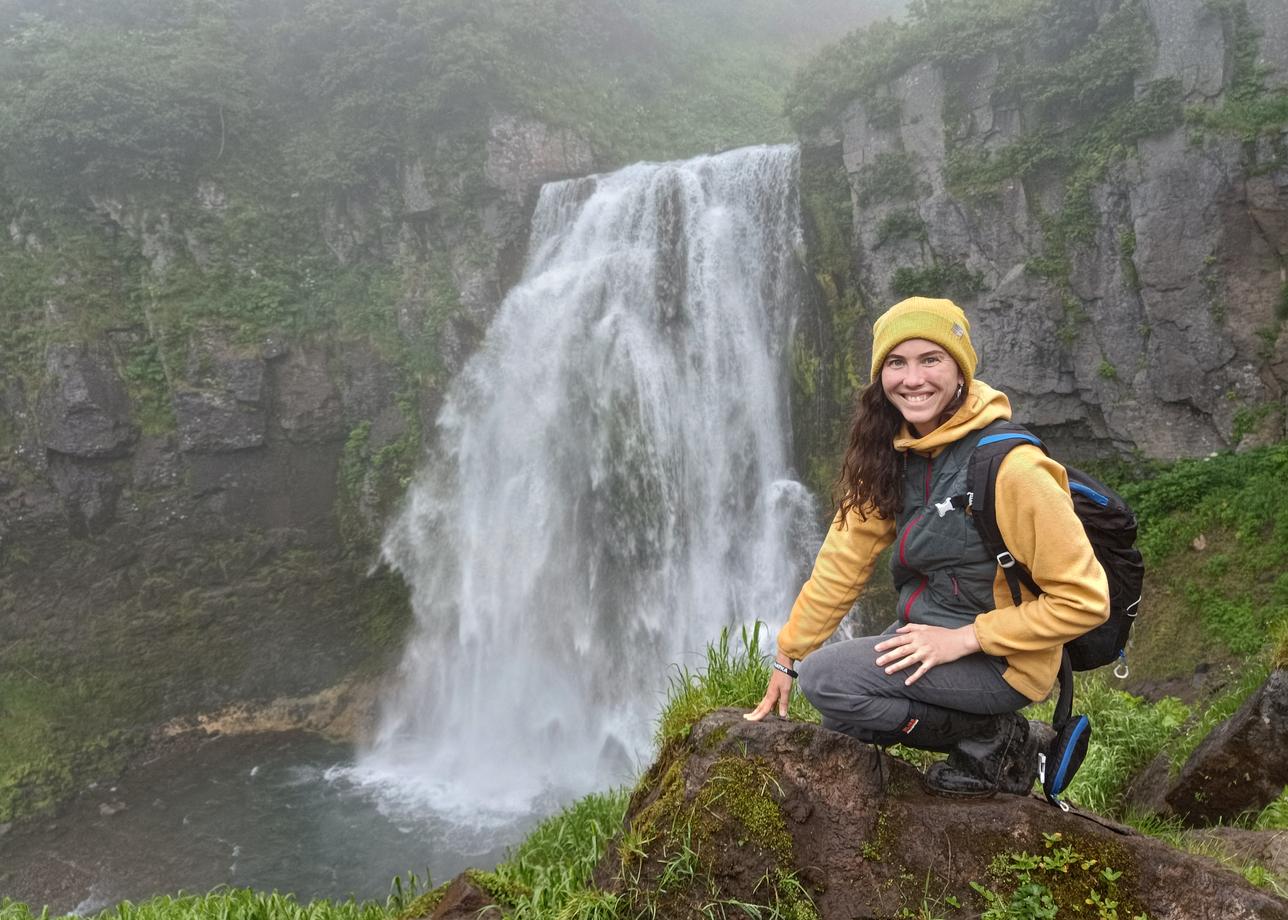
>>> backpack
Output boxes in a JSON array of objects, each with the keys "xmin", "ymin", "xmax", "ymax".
[{"xmin": 957, "ymin": 420, "xmax": 1145, "ymax": 807}]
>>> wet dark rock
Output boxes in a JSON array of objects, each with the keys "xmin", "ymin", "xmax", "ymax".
[
  {"xmin": 274, "ymin": 346, "xmax": 345, "ymax": 444},
  {"xmin": 1122, "ymin": 745, "xmax": 1173, "ymax": 818},
  {"xmin": 1166, "ymin": 668, "xmax": 1288, "ymax": 825},
  {"xmin": 603, "ymin": 709, "xmax": 1288, "ymax": 919},
  {"xmin": 484, "ymin": 113, "xmax": 594, "ymax": 202},
  {"xmin": 423, "ymin": 874, "xmax": 498, "ymax": 920},
  {"xmin": 1186, "ymin": 827, "xmax": 1288, "ymax": 881},
  {"xmin": 173, "ymin": 336, "xmax": 267, "ymax": 453},
  {"xmin": 130, "ymin": 436, "xmax": 182, "ymax": 492},
  {"xmin": 260, "ymin": 336, "xmax": 289, "ymax": 361},
  {"xmin": 334, "ymin": 345, "xmax": 402, "ymax": 426},
  {"xmin": 46, "ymin": 454, "xmax": 122, "ymax": 536},
  {"xmin": 172, "ymin": 388, "xmax": 265, "ymax": 453},
  {"xmin": 36, "ymin": 345, "xmax": 138, "ymax": 459},
  {"xmin": 187, "ymin": 443, "xmax": 339, "ymax": 531}
]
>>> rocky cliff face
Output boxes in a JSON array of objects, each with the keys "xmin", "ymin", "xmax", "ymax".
[
  {"xmin": 0, "ymin": 113, "xmax": 593, "ymax": 819},
  {"xmin": 803, "ymin": 0, "xmax": 1288, "ymax": 460}
]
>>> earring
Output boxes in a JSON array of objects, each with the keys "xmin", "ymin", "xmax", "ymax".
[{"xmin": 955, "ymin": 381, "xmax": 964, "ymax": 400}]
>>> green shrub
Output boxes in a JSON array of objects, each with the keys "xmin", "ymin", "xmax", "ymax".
[
  {"xmin": 874, "ymin": 209, "xmax": 927, "ymax": 246},
  {"xmin": 865, "ymin": 94, "xmax": 902, "ymax": 130},
  {"xmin": 854, "ymin": 152, "xmax": 922, "ymax": 208},
  {"xmin": 1186, "ymin": 0, "xmax": 1288, "ymax": 145},
  {"xmin": 890, "ymin": 261, "xmax": 984, "ymax": 299}
]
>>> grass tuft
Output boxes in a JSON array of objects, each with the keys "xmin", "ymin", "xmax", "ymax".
[
  {"xmin": 488, "ymin": 789, "xmax": 629, "ymax": 919},
  {"xmin": 655, "ymin": 623, "xmax": 819, "ymax": 747}
]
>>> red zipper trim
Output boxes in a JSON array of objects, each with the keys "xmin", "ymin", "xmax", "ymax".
[
  {"xmin": 904, "ymin": 577, "xmax": 927, "ymax": 621},
  {"xmin": 898, "ymin": 513, "xmax": 923, "ymax": 566},
  {"xmin": 901, "ymin": 454, "xmax": 934, "ymax": 619}
]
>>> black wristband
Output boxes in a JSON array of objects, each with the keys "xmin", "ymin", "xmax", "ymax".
[{"xmin": 772, "ymin": 660, "xmax": 798, "ymax": 679}]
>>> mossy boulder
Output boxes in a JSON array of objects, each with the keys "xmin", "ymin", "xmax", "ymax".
[
  {"xmin": 1165, "ymin": 667, "xmax": 1288, "ymax": 825},
  {"xmin": 601, "ymin": 708, "xmax": 1288, "ymax": 919}
]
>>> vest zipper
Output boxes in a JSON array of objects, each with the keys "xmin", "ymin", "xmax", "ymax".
[{"xmin": 951, "ymin": 574, "xmax": 959, "ymax": 596}]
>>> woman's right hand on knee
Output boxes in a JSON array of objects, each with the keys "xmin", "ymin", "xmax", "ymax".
[{"xmin": 744, "ymin": 656, "xmax": 795, "ymax": 721}]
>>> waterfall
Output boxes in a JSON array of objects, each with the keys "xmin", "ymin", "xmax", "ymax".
[{"xmin": 359, "ymin": 144, "xmax": 816, "ymax": 821}]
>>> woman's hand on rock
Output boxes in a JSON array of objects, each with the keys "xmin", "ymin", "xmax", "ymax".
[
  {"xmin": 745, "ymin": 655, "xmax": 795, "ymax": 721},
  {"xmin": 873, "ymin": 623, "xmax": 981, "ymax": 686}
]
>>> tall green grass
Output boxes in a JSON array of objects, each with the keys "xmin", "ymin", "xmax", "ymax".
[
  {"xmin": 655, "ymin": 623, "xmax": 820, "ymax": 746},
  {"xmin": 1118, "ymin": 444, "xmax": 1288, "ymax": 657},
  {"xmin": 487, "ymin": 789, "xmax": 629, "ymax": 919},
  {"xmin": 0, "ymin": 890, "xmax": 405, "ymax": 920}
]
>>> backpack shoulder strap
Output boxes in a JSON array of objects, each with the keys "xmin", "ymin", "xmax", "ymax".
[{"xmin": 966, "ymin": 421, "xmax": 1046, "ymax": 605}]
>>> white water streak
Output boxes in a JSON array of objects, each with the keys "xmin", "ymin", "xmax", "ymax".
[{"xmin": 361, "ymin": 144, "xmax": 816, "ymax": 819}]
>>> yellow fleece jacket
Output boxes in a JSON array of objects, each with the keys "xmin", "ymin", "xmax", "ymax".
[{"xmin": 777, "ymin": 380, "xmax": 1110, "ymax": 701}]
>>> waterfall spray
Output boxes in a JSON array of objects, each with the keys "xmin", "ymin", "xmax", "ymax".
[{"xmin": 359, "ymin": 144, "xmax": 816, "ymax": 821}]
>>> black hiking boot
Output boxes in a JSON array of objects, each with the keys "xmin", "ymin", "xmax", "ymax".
[{"xmin": 923, "ymin": 712, "xmax": 1044, "ymax": 797}]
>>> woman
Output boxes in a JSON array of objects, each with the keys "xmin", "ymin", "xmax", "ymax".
[{"xmin": 746, "ymin": 296, "xmax": 1109, "ymax": 796}]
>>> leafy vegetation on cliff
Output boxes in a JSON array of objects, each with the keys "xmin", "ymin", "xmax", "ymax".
[{"xmin": 0, "ymin": 0, "xmax": 902, "ymax": 396}]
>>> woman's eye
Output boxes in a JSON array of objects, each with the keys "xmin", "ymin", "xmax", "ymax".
[{"xmin": 924, "ymin": 355, "xmax": 940, "ymax": 365}]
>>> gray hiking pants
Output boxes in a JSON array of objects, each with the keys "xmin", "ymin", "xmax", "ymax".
[{"xmin": 796, "ymin": 630, "xmax": 1029, "ymax": 739}]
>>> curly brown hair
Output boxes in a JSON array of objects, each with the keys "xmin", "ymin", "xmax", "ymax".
[{"xmin": 834, "ymin": 380, "xmax": 964, "ymax": 526}]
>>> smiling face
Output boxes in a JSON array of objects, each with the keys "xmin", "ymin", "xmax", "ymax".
[{"xmin": 879, "ymin": 338, "xmax": 964, "ymax": 437}]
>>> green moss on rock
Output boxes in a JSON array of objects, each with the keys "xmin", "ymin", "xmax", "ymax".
[{"xmin": 694, "ymin": 755, "xmax": 794, "ymax": 863}]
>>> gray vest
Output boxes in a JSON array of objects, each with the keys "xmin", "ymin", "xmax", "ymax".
[{"xmin": 891, "ymin": 433, "xmax": 997, "ymax": 627}]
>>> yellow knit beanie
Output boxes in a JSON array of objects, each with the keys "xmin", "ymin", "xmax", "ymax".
[{"xmin": 869, "ymin": 297, "xmax": 978, "ymax": 386}]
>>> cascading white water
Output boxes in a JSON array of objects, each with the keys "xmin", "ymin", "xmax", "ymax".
[{"xmin": 359, "ymin": 144, "xmax": 816, "ymax": 821}]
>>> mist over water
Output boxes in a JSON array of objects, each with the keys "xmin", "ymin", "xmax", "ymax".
[{"xmin": 357, "ymin": 144, "xmax": 816, "ymax": 820}]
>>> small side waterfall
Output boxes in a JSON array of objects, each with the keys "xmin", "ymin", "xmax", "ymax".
[{"xmin": 359, "ymin": 144, "xmax": 816, "ymax": 820}]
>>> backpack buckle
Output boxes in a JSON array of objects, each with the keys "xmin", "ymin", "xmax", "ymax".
[{"xmin": 996, "ymin": 551, "xmax": 1016, "ymax": 568}]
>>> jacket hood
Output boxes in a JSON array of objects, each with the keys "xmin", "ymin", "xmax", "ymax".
[{"xmin": 892, "ymin": 379, "xmax": 1011, "ymax": 455}]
